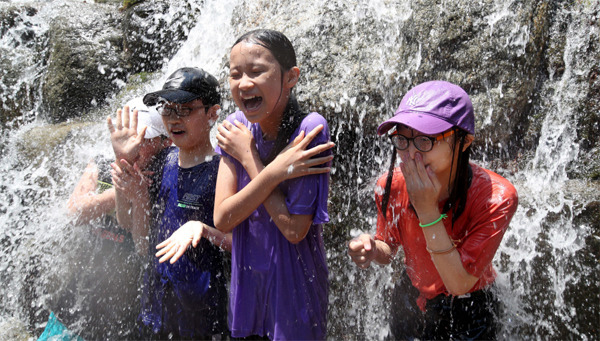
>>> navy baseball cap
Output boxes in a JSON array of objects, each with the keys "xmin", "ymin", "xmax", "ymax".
[{"xmin": 143, "ymin": 67, "xmax": 220, "ymax": 106}]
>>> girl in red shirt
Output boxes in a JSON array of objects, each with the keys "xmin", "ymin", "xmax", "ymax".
[{"xmin": 348, "ymin": 81, "xmax": 518, "ymax": 340}]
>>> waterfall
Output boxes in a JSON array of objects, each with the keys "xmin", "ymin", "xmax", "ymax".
[
  {"xmin": 495, "ymin": 6, "xmax": 599, "ymax": 338},
  {"xmin": 0, "ymin": 0, "xmax": 597, "ymax": 339}
]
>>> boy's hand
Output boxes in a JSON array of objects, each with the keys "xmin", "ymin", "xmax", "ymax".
[
  {"xmin": 155, "ymin": 221, "xmax": 205, "ymax": 264},
  {"xmin": 107, "ymin": 106, "xmax": 147, "ymax": 165},
  {"xmin": 110, "ymin": 160, "xmax": 153, "ymax": 201},
  {"xmin": 348, "ymin": 234, "xmax": 377, "ymax": 269},
  {"xmin": 270, "ymin": 124, "xmax": 335, "ymax": 182},
  {"xmin": 216, "ymin": 119, "xmax": 257, "ymax": 166}
]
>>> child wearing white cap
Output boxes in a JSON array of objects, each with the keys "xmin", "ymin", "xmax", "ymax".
[{"xmin": 38, "ymin": 98, "xmax": 171, "ymax": 341}]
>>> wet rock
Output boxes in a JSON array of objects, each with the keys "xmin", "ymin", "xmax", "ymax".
[
  {"xmin": 94, "ymin": 0, "xmax": 124, "ymax": 4},
  {"xmin": 566, "ymin": 180, "xmax": 600, "ymax": 338},
  {"xmin": 228, "ymin": 1, "xmax": 600, "ymax": 338},
  {"xmin": 1, "ymin": 1, "xmax": 200, "ymax": 126},
  {"xmin": 0, "ymin": 318, "xmax": 33, "ymax": 341},
  {"xmin": 0, "ymin": 5, "xmax": 44, "ymax": 130},
  {"xmin": 122, "ymin": 0, "xmax": 201, "ymax": 73},
  {"xmin": 39, "ymin": 0, "xmax": 202, "ymax": 122},
  {"xmin": 15, "ymin": 122, "xmax": 94, "ymax": 168},
  {"xmin": 231, "ymin": 0, "xmax": 549, "ymax": 159},
  {"xmin": 570, "ymin": 8, "xmax": 600, "ymax": 180},
  {"xmin": 0, "ymin": 5, "xmax": 37, "ymax": 40},
  {"xmin": 229, "ymin": 0, "xmax": 599, "ymax": 178},
  {"xmin": 0, "ymin": 53, "xmax": 39, "ymax": 129},
  {"xmin": 41, "ymin": 5, "xmax": 126, "ymax": 123},
  {"xmin": 546, "ymin": 2, "xmax": 600, "ymax": 180}
]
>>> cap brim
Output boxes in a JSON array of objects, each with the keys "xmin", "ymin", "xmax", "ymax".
[
  {"xmin": 136, "ymin": 108, "xmax": 168, "ymax": 139},
  {"xmin": 143, "ymin": 89, "xmax": 200, "ymax": 106},
  {"xmin": 142, "ymin": 126, "xmax": 162, "ymax": 139},
  {"xmin": 377, "ymin": 111, "xmax": 455, "ymax": 135}
]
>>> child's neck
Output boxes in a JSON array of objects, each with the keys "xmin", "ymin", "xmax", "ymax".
[
  {"xmin": 437, "ymin": 169, "xmax": 457, "ymax": 203},
  {"xmin": 259, "ymin": 110, "xmax": 284, "ymax": 141},
  {"xmin": 177, "ymin": 142, "xmax": 215, "ymax": 168}
]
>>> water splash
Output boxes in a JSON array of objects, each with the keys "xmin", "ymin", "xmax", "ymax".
[
  {"xmin": 495, "ymin": 3, "xmax": 598, "ymax": 338},
  {"xmin": 0, "ymin": 0, "xmax": 598, "ymax": 340}
]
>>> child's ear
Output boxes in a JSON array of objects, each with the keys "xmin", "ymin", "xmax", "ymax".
[
  {"xmin": 285, "ymin": 67, "xmax": 300, "ymax": 89},
  {"xmin": 462, "ymin": 134, "xmax": 474, "ymax": 151},
  {"xmin": 207, "ymin": 104, "xmax": 220, "ymax": 125}
]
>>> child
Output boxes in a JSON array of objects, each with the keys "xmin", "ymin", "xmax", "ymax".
[
  {"xmin": 348, "ymin": 81, "xmax": 518, "ymax": 339},
  {"xmin": 106, "ymin": 97, "xmax": 172, "ymax": 254},
  {"xmin": 213, "ymin": 29, "xmax": 334, "ymax": 340},
  {"xmin": 110, "ymin": 67, "xmax": 231, "ymax": 340},
  {"xmin": 38, "ymin": 98, "xmax": 170, "ymax": 341}
]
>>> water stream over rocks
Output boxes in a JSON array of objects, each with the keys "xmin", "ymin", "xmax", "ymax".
[{"xmin": 0, "ymin": 0, "xmax": 598, "ymax": 339}]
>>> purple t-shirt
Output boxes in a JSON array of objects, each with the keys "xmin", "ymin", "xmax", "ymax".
[{"xmin": 215, "ymin": 110, "xmax": 330, "ymax": 340}]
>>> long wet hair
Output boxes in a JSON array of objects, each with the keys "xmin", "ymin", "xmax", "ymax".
[
  {"xmin": 381, "ymin": 126, "xmax": 472, "ymax": 227},
  {"xmin": 232, "ymin": 29, "xmax": 307, "ymax": 165}
]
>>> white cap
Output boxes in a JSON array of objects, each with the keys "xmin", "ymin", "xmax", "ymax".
[{"xmin": 124, "ymin": 96, "xmax": 168, "ymax": 139}]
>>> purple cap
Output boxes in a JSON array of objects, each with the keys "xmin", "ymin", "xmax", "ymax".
[{"xmin": 377, "ymin": 80, "xmax": 475, "ymax": 135}]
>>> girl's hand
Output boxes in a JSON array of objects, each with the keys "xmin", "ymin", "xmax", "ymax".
[
  {"xmin": 399, "ymin": 151, "xmax": 442, "ymax": 216},
  {"xmin": 216, "ymin": 119, "xmax": 257, "ymax": 165},
  {"xmin": 155, "ymin": 221, "xmax": 205, "ymax": 264},
  {"xmin": 348, "ymin": 234, "xmax": 377, "ymax": 269},
  {"xmin": 110, "ymin": 160, "xmax": 153, "ymax": 201},
  {"xmin": 107, "ymin": 106, "xmax": 146, "ymax": 164},
  {"xmin": 269, "ymin": 124, "xmax": 335, "ymax": 182}
]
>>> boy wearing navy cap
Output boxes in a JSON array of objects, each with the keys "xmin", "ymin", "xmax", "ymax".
[{"xmin": 110, "ymin": 67, "xmax": 231, "ymax": 340}]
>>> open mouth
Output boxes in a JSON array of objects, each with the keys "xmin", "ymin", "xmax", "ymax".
[
  {"xmin": 171, "ymin": 128, "xmax": 185, "ymax": 136},
  {"xmin": 242, "ymin": 96, "xmax": 262, "ymax": 111}
]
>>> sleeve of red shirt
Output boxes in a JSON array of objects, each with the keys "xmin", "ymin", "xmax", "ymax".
[
  {"xmin": 373, "ymin": 169, "xmax": 402, "ymax": 256},
  {"xmin": 457, "ymin": 175, "xmax": 519, "ymax": 278}
]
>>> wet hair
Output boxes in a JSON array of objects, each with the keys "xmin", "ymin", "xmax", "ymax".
[
  {"xmin": 233, "ymin": 29, "xmax": 297, "ymax": 70},
  {"xmin": 444, "ymin": 128, "xmax": 472, "ymax": 224},
  {"xmin": 381, "ymin": 126, "xmax": 472, "ymax": 228},
  {"xmin": 232, "ymin": 29, "xmax": 306, "ymax": 165}
]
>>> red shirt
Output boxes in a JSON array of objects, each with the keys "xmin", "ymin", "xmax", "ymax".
[{"xmin": 374, "ymin": 163, "xmax": 518, "ymax": 310}]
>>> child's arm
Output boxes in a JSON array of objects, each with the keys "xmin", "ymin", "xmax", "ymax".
[
  {"xmin": 155, "ymin": 221, "xmax": 232, "ymax": 264},
  {"xmin": 67, "ymin": 160, "xmax": 116, "ymax": 225},
  {"xmin": 398, "ymin": 149, "xmax": 481, "ymax": 296},
  {"xmin": 111, "ymin": 160, "xmax": 153, "ymax": 254},
  {"xmin": 107, "ymin": 105, "xmax": 149, "ymax": 228},
  {"xmin": 111, "ymin": 162, "xmax": 133, "ymax": 229},
  {"xmin": 214, "ymin": 123, "xmax": 333, "ymax": 243},
  {"xmin": 130, "ymin": 183, "xmax": 150, "ymax": 255},
  {"xmin": 348, "ymin": 234, "xmax": 394, "ymax": 268}
]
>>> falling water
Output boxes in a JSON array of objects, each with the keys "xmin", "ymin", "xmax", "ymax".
[
  {"xmin": 494, "ymin": 7, "xmax": 599, "ymax": 338},
  {"xmin": 0, "ymin": 0, "xmax": 598, "ymax": 340}
]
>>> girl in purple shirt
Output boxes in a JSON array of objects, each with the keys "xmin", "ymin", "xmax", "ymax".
[{"xmin": 214, "ymin": 29, "xmax": 334, "ymax": 340}]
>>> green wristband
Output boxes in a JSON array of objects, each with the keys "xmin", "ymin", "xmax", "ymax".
[{"xmin": 419, "ymin": 213, "xmax": 447, "ymax": 228}]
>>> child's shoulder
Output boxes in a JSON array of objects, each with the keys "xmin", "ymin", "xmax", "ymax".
[
  {"xmin": 470, "ymin": 163, "xmax": 518, "ymax": 201},
  {"xmin": 152, "ymin": 146, "xmax": 179, "ymax": 174},
  {"xmin": 296, "ymin": 112, "xmax": 330, "ymax": 143},
  {"xmin": 300, "ymin": 112, "xmax": 328, "ymax": 130},
  {"xmin": 163, "ymin": 146, "xmax": 179, "ymax": 162},
  {"xmin": 224, "ymin": 110, "xmax": 250, "ymax": 125},
  {"xmin": 375, "ymin": 167, "xmax": 405, "ymax": 192}
]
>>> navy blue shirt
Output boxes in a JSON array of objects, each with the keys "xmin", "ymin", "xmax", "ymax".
[{"xmin": 140, "ymin": 147, "xmax": 227, "ymax": 338}]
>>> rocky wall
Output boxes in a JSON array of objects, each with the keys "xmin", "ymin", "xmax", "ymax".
[{"xmin": 0, "ymin": 0, "xmax": 200, "ymax": 127}]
